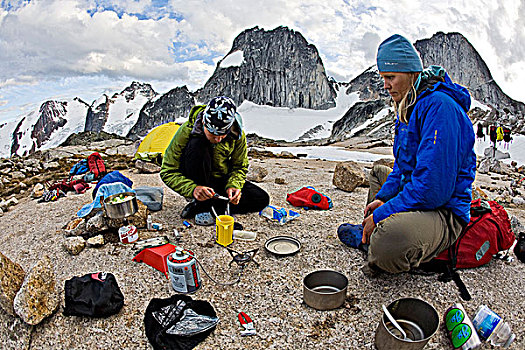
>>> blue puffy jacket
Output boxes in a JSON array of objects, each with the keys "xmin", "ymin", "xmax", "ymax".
[{"xmin": 373, "ymin": 72, "xmax": 476, "ymax": 225}]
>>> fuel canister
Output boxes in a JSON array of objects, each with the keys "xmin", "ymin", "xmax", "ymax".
[{"xmin": 167, "ymin": 247, "xmax": 201, "ymax": 294}]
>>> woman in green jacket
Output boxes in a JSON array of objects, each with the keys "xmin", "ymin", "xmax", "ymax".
[{"xmin": 160, "ymin": 96, "xmax": 269, "ymax": 223}]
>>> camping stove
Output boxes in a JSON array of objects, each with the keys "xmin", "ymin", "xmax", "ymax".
[{"xmin": 226, "ymin": 247, "xmax": 260, "ymax": 268}]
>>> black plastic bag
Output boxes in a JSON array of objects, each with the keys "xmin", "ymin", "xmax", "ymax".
[
  {"xmin": 144, "ymin": 295, "xmax": 218, "ymax": 350},
  {"xmin": 63, "ymin": 272, "xmax": 124, "ymax": 317}
]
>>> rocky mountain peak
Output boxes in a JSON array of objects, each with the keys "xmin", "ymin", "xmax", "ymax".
[
  {"xmin": 113, "ymin": 81, "xmax": 157, "ymax": 103},
  {"xmin": 414, "ymin": 32, "xmax": 524, "ymax": 118},
  {"xmin": 196, "ymin": 26, "xmax": 337, "ymax": 110}
]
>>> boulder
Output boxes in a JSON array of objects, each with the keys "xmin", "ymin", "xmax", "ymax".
[
  {"xmin": 86, "ymin": 211, "xmax": 109, "ymax": 233},
  {"xmin": 332, "ymin": 161, "xmax": 366, "ymax": 192},
  {"xmin": 247, "ymin": 165, "xmax": 268, "ymax": 182},
  {"xmin": 13, "ymin": 256, "xmax": 59, "ymax": 325},
  {"xmin": 64, "ymin": 218, "xmax": 86, "ymax": 237},
  {"xmin": 275, "ymin": 177, "xmax": 286, "ymax": 185},
  {"xmin": 135, "ymin": 159, "xmax": 161, "ymax": 174},
  {"xmin": 63, "ymin": 237, "xmax": 86, "ymax": 255},
  {"xmin": 10, "ymin": 171, "xmax": 25, "ymax": 180},
  {"xmin": 86, "ymin": 235, "xmax": 105, "ymax": 247},
  {"xmin": 483, "ymin": 147, "xmax": 510, "ymax": 160},
  {"xmin": 0, "ymin": 252, "xmax": 26, "ymax": 316},
  {"xmin": 31, "ymin": 183, "xmax": 45, "ymax": 198},
  {"xmin": 478, "ymin": 157, "xmax": 513, "ymax": 175}
]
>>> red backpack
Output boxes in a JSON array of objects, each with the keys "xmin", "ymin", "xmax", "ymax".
[
  {"xmin": 87, "ymin": 152, "xmax": 106, "ymax": 179},
  {"xmin": 434, "ymin": 199, "xmax": 515, "ymax": 268},
  {"xmin": 286, "ymin": 186, "xmax": 333, "ymax": 210},
  {"xmin": 420, "ymin": 199, "xmax": 515, "ymax": 301}
]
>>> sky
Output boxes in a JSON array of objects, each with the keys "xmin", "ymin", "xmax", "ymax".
[{"xmin": 1, "ymin": 0, "xmax": 524, "ymax": 123}]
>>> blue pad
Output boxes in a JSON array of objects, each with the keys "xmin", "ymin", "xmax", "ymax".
[{"xmin": 337, "ymin": 223, "xmax": 364, "ymax": 249}]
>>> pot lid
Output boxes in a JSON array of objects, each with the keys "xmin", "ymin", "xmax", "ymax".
[{"xmin": 265, "ymin": 236, "xmax": 301, "ymax": 256}]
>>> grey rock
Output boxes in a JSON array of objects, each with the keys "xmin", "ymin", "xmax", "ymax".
[
  {"xmin": 0, "ymin": 197, "xmax": 19, "ymax": 211},
  {"xmin": 478, "ymin": 157, "xmax": 513, "ymax": 175},
  {"xmin": 332, "ymin": 161, "xmax": 366, "ymax": 192},
  {"xmin": 86, "ymin": 211, "xmax": 108, "ymax": 233},
  {"xmin": 483, "ymin": 147, "xmax": 510, "ymax": 160},
  {"xmin": 64, "ymin": 218, "xmax": 86, "ymax": 237},
  {"xmin": 10, "ymin": 171, "xmax": 24, "ymax": 180},
  {"xmin": 31, "ymin": 183, "xmax": 45, "ymax": 198},
  {"xmin": 23, "ymin": 158, "xmax": 40, "ymax": 168},
  {"xmin": 247, "ymin": 165, "xmax": 268, "ymax": 182},
  {"xmin": 512, "ymin": 197, "xmax": 525, "ymax": 206},
  {"xmin": 43, "ymin": 161, "xmax": 60, "ymax": 170},
  {"xmin": 135, "ymin": 159, "xmax": 161, "ymax": 174},
  {"xmin": 275, "ymin": 177, "xmax": 286, "ymax": 185},
  {"xmin": 13, "ymin": 255, "xmax": 59, "ymax": 325},
  {"xmin": 86, "ymin": 235, "xmax": 105, "ymax": 247},
  {"xmin": 0, "ymin": 252, "xmax": 26, "ymax": 316},
  {"xmin": 63, "ymin": 237, "xmax": 86, "ymax": 255}
]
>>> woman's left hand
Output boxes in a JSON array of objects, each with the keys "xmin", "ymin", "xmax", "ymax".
[
  {"xmin": 361, "ymin": 214, "xmax": 376, "ymax": 244},
  {"xmin": 226, "ymin": 188, "xmax": 241, "ymax": 205}
]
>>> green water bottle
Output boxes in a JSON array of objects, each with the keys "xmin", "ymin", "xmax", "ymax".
[{"xmin": 444, "ymin": 303, "xmax": 481, "ymax": 349}]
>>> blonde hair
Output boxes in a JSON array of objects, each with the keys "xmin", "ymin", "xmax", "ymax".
[{"xmin": 393, "ymin": 72, "xmax": 420, "ymax": 124}]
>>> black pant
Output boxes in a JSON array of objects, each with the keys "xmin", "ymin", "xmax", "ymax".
[{"xmin": 180, "ymin": 136, "xmax": 270, "ymax": 215}]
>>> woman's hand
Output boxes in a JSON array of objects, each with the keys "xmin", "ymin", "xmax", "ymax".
[
  {"xmin": 193, "ymin": 186, "xmax": 215, "ymax": 201},
  {"xmin": 226, "ymin": 188, "xmax": 241, "ymax": 205},
  {"xmin": 364, "ymin": 199, "xmax": 384, "ymax": 217},
  {"xmin": 361, "ymin": 215, "xmax": 376, "ymax": 244}
]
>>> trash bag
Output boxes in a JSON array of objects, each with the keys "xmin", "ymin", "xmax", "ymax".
[
  {"xmin": 63, "ymin": 272, "xmax": 124, "ymax": 317},
  {"xmin": 144, "ymin": 295, "xmax": 218, "ymax": 350}
]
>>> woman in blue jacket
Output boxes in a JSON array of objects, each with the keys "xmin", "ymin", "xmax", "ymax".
[{"xmin": 361, "ymin": 34, "xmax": 476, "ymax": 274}]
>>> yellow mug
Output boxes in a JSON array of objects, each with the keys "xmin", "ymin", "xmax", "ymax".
[{"xmin": 216, "ymin": 215, "xmax": 234, "ymax": 246}]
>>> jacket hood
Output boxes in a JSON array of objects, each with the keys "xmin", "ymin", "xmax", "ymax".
[{"xmin": 417, "ymin": 65, "xmax": 471, "ymax": 112}]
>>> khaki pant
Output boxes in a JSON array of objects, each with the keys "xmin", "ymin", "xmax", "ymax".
[{"xmin": 366, "ymin": 165, "xmax": 464, "ymax": 273}]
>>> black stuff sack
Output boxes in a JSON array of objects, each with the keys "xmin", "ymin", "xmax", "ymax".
[
  {"xmin": 63, "ymin": 272, "xmax": 124, "ymax": 317},
  {"xmin": 144, "ymin": 294, "xmax": 219, "ymax": 350}
]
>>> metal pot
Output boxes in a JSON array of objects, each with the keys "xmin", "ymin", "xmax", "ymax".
[
  {"xmin": 375, "ymin": 298, "xmax": 439, "ymax": 350},
  {"xmin": 103, "ymin": 192, "xmax": 138, "ymax": 219},
  {"xmin": 303, "ymin": 270, "xmax": 348, "ymax": 310}
]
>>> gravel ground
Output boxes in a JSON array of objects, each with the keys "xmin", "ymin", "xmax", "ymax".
[{"xmin": 0, "ymin": 156, "xmax": 524, "ymax": 349}]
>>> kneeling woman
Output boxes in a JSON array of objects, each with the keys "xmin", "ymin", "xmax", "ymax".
[{"xmin": 361, "ymin": 34, "xmax": 476, "ymax": 274}]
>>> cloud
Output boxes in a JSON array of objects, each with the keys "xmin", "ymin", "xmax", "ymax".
[{"xmin": 0, "ymin": 0, "xmax": 524, "ymax": 123}]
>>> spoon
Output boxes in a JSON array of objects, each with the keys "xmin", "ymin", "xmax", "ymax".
[{"xmin": 382, "ymin": 304, "xmax": 409, "ymax": 341}]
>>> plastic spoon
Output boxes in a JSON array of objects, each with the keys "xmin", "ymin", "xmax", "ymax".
[
  {"xmin": 211, "ymin": 206, "xmax": 221, "ymax": 222},
  {"xmin": 382, "ymin": 304, "xmax": 408, "ymax": 341}
]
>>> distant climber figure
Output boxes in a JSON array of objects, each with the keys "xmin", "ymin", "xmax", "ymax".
[
  {"xmin": 496, "ymin": 126, "xmax": 504, "ymax": 142},
  {"xmin": 489, "ymin": 125, "xmax": 497, "ymax": 144},
  {"xmin": 503, "ymin": 127, "xmax": 512, "ymax": 149},
  {"xmin": 476, "ymin": 123, "xmax": 485, "ymax": 140}
]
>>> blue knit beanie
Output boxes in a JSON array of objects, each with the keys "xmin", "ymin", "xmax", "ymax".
[{"xmin": 376, "ymin": 34, "xmax": 423, "ymax": 72}]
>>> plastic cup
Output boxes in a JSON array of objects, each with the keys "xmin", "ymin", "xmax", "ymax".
[{"xmin": 216, "ymin": 215, "xmax": 234, "ymax": 246}]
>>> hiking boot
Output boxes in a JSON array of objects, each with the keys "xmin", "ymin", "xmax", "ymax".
[
  {"xmin": 361, "ymin": 263, "xmax": 382, "ymax": 278},
  {"xmin": 337, "ymin": 223, "xmax": 364, "ymax": 249},
  {"xmin": 181, "ymin": 200, "xmax": 198, "ymax": 219}
]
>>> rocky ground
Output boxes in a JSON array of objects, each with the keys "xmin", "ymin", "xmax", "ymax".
[{"xmin": 0, "ymin": 140, "xmax": 524, "ymax": 350}]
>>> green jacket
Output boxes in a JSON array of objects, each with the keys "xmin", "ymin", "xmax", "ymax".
[{"xmin": 160, "ymin": 105, "xmax": 249, "ymax": 198}]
